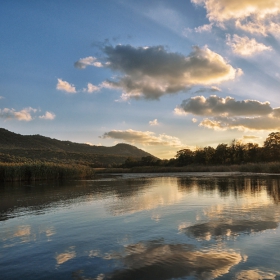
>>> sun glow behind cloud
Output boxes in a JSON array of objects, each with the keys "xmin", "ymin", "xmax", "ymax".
[
  {"xmin": 175, "ymin": 95, "xmax": 280, "ymax": 131},
  {"xmin": 99, "ymin": 44, "xmax": 241, "ymax": 99}
]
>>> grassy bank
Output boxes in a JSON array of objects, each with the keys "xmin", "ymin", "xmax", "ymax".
[
  {"xmin": 238, "ymin": 162, "xmax": 280, "ymax": 173},
  {"xmin": 97, "ymin": 162, "xmax": 280, "ymax": 174},
  {"xmin": 2, "ymin": 161, "xmax": 280, "ymax": 182},
  {"xmin": 0, "ymin": 162, "xmax": 95, "ymax": 182}
]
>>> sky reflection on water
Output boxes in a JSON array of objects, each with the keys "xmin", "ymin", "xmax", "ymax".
[{"xmin": 1, "ymin": 173, "xmax": 280, "ymax": 279}]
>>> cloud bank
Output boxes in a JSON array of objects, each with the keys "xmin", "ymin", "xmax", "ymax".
[
  {"xmin": 100, "ymin": 44, "xmax": 241, "ymax": 99},
  {"xmin": 177, "ymin": 95, "xmax": 272, "ymax": 117},
  {"xmin": 176, "ymin": 95, "xmax": 280, "ymax": 131},
  {"xmin": 192, "ymin": 0, "xmax": 280, "ymax": 35},
  {"xmin": 101, "ymin": 129, "xmax": 183, "ymax": 147},
  {"xmin": 199, "ymin": 116, "xmax": 280, "ymax": 131}
]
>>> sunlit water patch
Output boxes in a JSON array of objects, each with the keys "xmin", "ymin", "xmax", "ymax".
[{"xmin": 1, "ymin": 173, "xmax": 280, "ymax": 279}]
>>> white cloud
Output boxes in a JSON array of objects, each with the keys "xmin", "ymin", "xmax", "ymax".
[
  {"xmin": 101, "ymin": 129, "xmax": 183, "ymax": 147},
  {"xmin": 174, "ymin": 107, "xmax": 188, "ymax": 116},
  {"xmin": 39, "ymin": 111, "xmax": 56, "ymax": 120},
  {"xmin": 100, "ymin": 81, "xmax": 116, "ymax": 90},
  {"xmin": 149, "ymin": 119, "xmax": 159, "ymax": 126},
  {"xmin": 74, "ymin": 56, "xmax": 103, "ymax": 69},
  {"xmin": 177, "ymin": 95, "xmax": 272, "ymax": 117},
  {"xmin": 85, "ymin": 83, "xmax": 100, "ymax": 93},
  {"xmin": 192, "ymin": 0, "xmax": 280, "ymax": 35},
  {"xmin": 191, "ymin": 0, "xmax": 280, "ymax": 22},
  {"xmin": 192, "ymin": 118, "xmax": 198, "ymax": 123},
  {"xmin": 56, "ymin": 79, "xmax": 76, "ymax": 93},
  {"xmin": 194, "ymin": 23, "xmax": 213, "ymax": 32},
  {"xmin": 101, "ymin": 44, "xmax": 241, "ymax": 99},
  {"xmin": 226, "ymin": 34, "xmax": 272, "ymax": 56},
  {"xmin": 57, "ymin": 79, "xmax": 101, "ymax": 94},
  {"xmin": 0, "ymin": 107, "xmax": 37, "ymax": 121},
  {"xmin": 199, "ymin": 115, "xmax": 280, "ymax": 131}
]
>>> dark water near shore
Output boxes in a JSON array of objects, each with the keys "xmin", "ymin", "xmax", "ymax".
[{"xmin": 1, "ymin": 172, "xmax": 280, "ymax": 279}]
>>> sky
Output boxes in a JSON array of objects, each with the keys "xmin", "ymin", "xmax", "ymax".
[{"xmin": 1, "ymin": 0, "xmax": 280, "ymax": 159}]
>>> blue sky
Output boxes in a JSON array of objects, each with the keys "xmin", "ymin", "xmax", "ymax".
[{"xmin": 1, "ymin": 0, "xmax": 280, "ymax": 158}]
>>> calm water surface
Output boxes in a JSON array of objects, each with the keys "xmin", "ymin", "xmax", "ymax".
[{"xmin": 1, "ymin": 172, "xmax": 280, "ymax": 279}]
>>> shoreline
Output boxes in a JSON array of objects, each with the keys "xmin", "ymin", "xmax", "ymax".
[{"xmin": 1, "ymin": 162, "xmax": 280, "ymax": 182}]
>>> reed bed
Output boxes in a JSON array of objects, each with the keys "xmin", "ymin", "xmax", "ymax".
[
  {"xmin": 98, "ymin": 162, "xmax": 280, "ymax": 174},
  {"xmin": 0, "ymin": 162, "xmax": 95, "ymax": 182},
  {"xmin": 97, "ymin": 165, "xmax": 240, "ymax": 173},
  {"xmin": 238, "ymin": 162, "xmax": 280, "ymax": 173},
  {"xmin": 2, "ymin": 162, "xmax": 280, "ymax": 182}
]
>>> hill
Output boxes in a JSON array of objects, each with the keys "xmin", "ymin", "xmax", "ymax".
[{"xmin": 0, "ymin": 128, "xmax": 155, "ymax": 167}]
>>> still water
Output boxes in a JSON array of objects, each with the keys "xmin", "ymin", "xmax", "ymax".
[{"xmin": 1, "ymin": 172, "xmax": 280, "ymax": 279}]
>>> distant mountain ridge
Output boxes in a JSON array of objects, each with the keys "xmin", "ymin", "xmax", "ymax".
[{"xmin": 0, "ymin": 128, "xmax": 155, "ymax": 166}]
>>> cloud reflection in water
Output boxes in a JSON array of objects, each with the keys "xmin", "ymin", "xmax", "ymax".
[
  {"xmin": 56, "ymin": 247, "xmax": 76, "ymax": 265},
  {"xmin": 182, "ymin": 220, "xmax": 278, "ymax": 241},
  {"xmin": 178, "ymin": 176, "xmax": 280, "ymax": 240},
  {"xmin": 235, "ymin": 269, "xmax": 277, "ymax": 280},
  {"xmin": 107, "ymin": 178, "xmax": 183, "ymax": 215},
  {"xmin": 91, "ymin": 240, "xmax": 242, "ymax": 280}
]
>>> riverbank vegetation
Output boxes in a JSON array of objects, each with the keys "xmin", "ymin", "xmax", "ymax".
[
  {"xmin": 121, "ymin": 132, "xmax": 280, "ymax": 169},
  {"xmin": 99, "ymin": 162, "xmax": 280, "ymax": 174},
  {"xmin": 0, "ymin": 162, "xmax": 95, "ymax": 182},
  {"xmin": 1, "ymin": 132, "xmax": 280, "ymax": 181}
]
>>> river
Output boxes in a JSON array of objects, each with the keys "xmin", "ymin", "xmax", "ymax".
[{"xmin": 1, "ymin": 172, "xmax": 280, "ymax": 279}]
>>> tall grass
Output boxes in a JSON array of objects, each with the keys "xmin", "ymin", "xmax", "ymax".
[
  {"xmin": 97, "ymin": 165, "xmax": 240, "ymax": 173},
  {"xmin": 0, "ymin": 162, "xmax": 95, "ymax": 182},
  {"xmin": 98, "ymin": 162, "xmax": 280, "ymax": 174},
  {"xmin": 2, "ymin": 162, "xmax": 279, "ymax": 182},
  {"xmin": 238, "ymin": 162, "xmax": 280, "ymax": 173}
]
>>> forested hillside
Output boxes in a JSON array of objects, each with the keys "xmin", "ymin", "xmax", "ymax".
[{"xmin": 0, "ymin": 128, "xmax": 155, "ymax": 167}]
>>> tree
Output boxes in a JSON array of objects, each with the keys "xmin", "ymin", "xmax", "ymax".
[
  {"xmin": 123, "ymin": 157, "xmax": 139, "ymax": 168},
  {"xmin": 194, "ymin": 148, "xmax": 206, "ymax": 164},
  {"xmin": 140, "ymin": 156, "xmax": 156, "ymax": 166},
  {"xmin": 264, "ymin": 132, "xmax": 280, "ymax": 161},
  {"xmin": 203, "ymin": 146, "xmax": 215, "ymax": 164},
  {"xmin": 214, "ymin": 144, "xmax": 229, "ymax": 164},
  {"xmin": 175, "ymin": 149, "xmax": 194, "ymax": 166},
  {"xmin": 229, "ymin": 139, "xmax": 245, "ymax": 164},
  {"xmin": 244, "ymin": 143, "xmax": 259, "ymax": 163}
]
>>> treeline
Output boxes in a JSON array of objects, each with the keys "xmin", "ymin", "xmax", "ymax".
[
  {"xmin": 122, "ymin": 132, "xmax": 280, "ymax": 168},
  {"xmin": 2, "ymin": 132, "xmax": 280, "ymax": 181}
]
